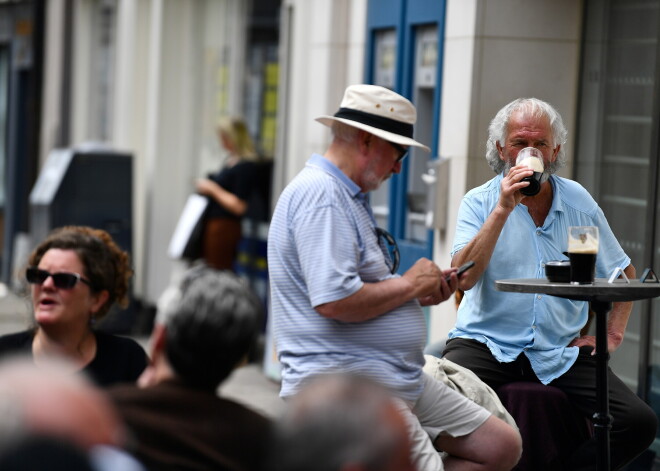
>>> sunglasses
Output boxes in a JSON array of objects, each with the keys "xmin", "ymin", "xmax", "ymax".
[
  {"xmin": 388, "ymin": 141, "xmax": 409, "ymax": 162},
  {"xmin": 376, "ymin": 227, "xmax": 400, "ymax": 274},
  {"xmin": 26, "ymin": 267, "xmax": 93, "ymax": 290}
]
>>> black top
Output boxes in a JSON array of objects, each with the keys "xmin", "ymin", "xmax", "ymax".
[
  {"xmin": 0, "ymin": 330, "xmax": 148, "ymax": 387},
  {"xmin": 206, "ymin": 161, "xmax": 256, "ymax": 220}
]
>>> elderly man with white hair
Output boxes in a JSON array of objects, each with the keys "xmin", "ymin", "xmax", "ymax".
[{"xmin": 443, "ymin": 97, "xmax": 657, "ymax": 470}]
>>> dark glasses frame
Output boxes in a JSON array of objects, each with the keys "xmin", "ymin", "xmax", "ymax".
[
  {"xmin": 26, "ymin": 267, "xmax": 93, "ymax": 290},
  {"xmin": 376, "ymin": 227, "xmax": 400, "ymax": 274},
  {"xmin": 387, "ymin": 141, "xmax": 409, "ymax": 162}
]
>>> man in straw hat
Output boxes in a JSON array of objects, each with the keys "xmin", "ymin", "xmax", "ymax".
[{"xmin": 268, "ymin": 84, "xmax": 521, "ymax": 470}]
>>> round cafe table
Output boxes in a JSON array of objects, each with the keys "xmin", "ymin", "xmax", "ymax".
[{"xmin": 495, "ymin": 278, "xmax": 660, "ymax": 471}]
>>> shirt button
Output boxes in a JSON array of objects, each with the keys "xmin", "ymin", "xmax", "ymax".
[
  {"xmin": 537, "ymin": 295, "xmax": 542, "ymax": 300},
  {"xmin": 536, "ymin": 230, "xmax": 541, "ymax": 235},
  {"xmin": 532, "ymin": 325, "xmax": 537, "ymax": 330}
]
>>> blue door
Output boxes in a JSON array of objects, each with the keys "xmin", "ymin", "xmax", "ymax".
[{"xmin": 365, "ymin": 0, "xmax": 446, "ymax": 272}]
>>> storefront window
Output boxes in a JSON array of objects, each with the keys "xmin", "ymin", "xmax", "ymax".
[{"xmin": 576, "ymin": 0, "xmax": 660, "ymax": 453}]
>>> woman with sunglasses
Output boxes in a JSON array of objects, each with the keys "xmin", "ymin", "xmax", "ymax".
[{"xmin": 0, "ymin": 226, "xmax": 148, "ymax": 387}]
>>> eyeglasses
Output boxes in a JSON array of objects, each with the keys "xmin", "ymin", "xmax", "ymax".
[
  {"xmin": 376, "ymin": 227, "xmax": 400, "ymax": 274},
  {"xmin": 26, "ymin": 267, "xmax": 93, "ymax": 290},
  {"xmin": 387, "ymin": 141, "xmax": 409, "ymax": 162}
]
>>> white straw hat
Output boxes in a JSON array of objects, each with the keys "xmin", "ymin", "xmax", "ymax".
[{"xmin": 316, "ymin": 84, "xmax": 430, "ymax": 152}]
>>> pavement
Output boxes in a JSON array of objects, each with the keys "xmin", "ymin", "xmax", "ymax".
[{"xmin": 0, "ymin": 284, "xmax": 286, "ymax": 420}]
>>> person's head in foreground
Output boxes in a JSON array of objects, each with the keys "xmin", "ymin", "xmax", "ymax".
[
  {"xmin": 0, "ymin": 356, "xmax": 126, "ymax": 452},
  {"xmin": 141, "ymin": 264, "xmax": 263, "ymax": 390},
  {"xmin": 267, "ymin": 373, "xmax": 415, "ymax": 471}
]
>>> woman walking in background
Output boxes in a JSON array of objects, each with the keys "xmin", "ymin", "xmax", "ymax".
[{"xmin": 196, "ymin": 117, "xmax": 259, "ymax": 270}]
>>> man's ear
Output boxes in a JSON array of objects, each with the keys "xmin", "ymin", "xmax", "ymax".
[
  {"xmin": 358, "ymin": 130, "xmax": 372, "ymax": 153},
  {"xmin": 551, "ymin": 144, "xmax": 561, "ymax": 162},
  {"xmin": 496, "ymin": 141, "xmax": 505, "ymax": 160}
]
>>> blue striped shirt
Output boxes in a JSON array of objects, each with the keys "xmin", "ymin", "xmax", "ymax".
[
  {"xmin": 268, "ymin": 154, "xmax": 426, "ymax": 401},
  {"xmin": 450, "ymin": 174, "xmax": 630, "ymax": 384}
]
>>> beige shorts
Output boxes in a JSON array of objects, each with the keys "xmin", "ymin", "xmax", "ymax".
[{"xmin": 394, "ymin": 373, "xmax": 491, "ymax": 471}]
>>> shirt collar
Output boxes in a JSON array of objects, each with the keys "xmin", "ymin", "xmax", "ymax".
[{"xmin": 307, "ymin": 153, "xmax": 362, "ymax": 197}]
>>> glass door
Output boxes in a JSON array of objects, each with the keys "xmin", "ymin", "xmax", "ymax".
[
  {"xmin": 576, "ymin": 0, "xmax": 660, "ymax": 453},
  {"xmin": 370, "ymin": 27, "xmax": 398, "ymax": 230},
  {"xmin": 365, "ymin": 0, "xmax": 446, "ymax": 273}
]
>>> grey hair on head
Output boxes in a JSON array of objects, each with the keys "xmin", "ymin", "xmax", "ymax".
[
  {"xmin": 485, "ymin": 98, "xmax": 568, "ymax": 174},
  {"xmin": 331, "ymin": 121, "xmax": 361, "ymax": 143},
  {"xmin": 159, "ymin": 264, "xmax": 263, "ymax": 390}
]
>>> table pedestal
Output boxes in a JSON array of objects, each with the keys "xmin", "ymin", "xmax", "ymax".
[
  {"xmin": 592, "ymin": 300, "xmax": 612, "ymax": 471},
  {"xmin": 495, "ymin": 279, "xmax": 660, "ymax": 471}
]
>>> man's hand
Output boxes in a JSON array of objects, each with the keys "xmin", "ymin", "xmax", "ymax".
[
  {"xmin": 402, "ymin": 259, "xmax": 457, "ymax": 306},
  {"xmin": 499, "ymin": 164, "xmax": 533, "ymax": 210},
  {"xmin": 568, "ymin": 330, "xmax": 624, "ymax": 354}
]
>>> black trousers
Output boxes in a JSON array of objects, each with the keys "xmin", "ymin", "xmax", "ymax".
[{"xmin": 443, "ymin": 338, "xmax": 658, "ymax": 471}]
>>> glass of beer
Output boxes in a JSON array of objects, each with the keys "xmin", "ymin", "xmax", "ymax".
[
  {"xmin": 516, "ymin": 147, "xmax": 545, "ymax": 196},
  {"xmin": 567, "ymin": 226, "xmax": 599, "ymax": 284}
]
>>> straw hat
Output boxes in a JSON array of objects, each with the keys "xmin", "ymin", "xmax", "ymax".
[{"xmin": 316, "ymin": 84, "xmax": 430, "ymax": 152}]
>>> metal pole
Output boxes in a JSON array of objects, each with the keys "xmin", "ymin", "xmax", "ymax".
[{"xmin": 592, "ymin": 300, "xmax": 612, "ymax": 471}]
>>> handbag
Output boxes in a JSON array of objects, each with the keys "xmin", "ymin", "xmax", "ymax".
[{"xmin": 168, "ymin": 194, "xmax": 209, "ymax": 260}]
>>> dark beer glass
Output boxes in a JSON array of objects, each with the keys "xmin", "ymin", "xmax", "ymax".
[
  {"xmin": 567, "ymin": 226, "xmax": 599, "ymax": 284},
  {"xmin": 568, "ymin": 252, "xmax": 597, "ymax": 284},
  {"xmin": 516, "ymin": 147, "xmax": 544, "ymax": 197}
]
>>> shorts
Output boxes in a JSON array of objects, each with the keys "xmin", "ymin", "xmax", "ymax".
[{"xmin": 394, "ymin": 373, "xmax": 491, "ymax": 471}]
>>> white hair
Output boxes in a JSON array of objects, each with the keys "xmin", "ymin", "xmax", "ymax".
[{"xmin": 486, "ymin": 98, "xmax": 568, "ymax": 174}]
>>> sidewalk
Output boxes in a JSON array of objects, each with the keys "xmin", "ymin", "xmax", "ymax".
[{"xmin": 0, "ymin": 284, "xmax": 285, "ymax": 420}]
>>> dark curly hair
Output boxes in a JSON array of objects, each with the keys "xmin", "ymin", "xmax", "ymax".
[{"xmin": 27, "ymin": 226, "xmax": 132, "ymax": 320}]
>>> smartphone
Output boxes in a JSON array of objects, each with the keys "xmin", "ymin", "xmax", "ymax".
[{"xmin": 445, "ymin": 261, "xmax": 475, "ymax": 282}]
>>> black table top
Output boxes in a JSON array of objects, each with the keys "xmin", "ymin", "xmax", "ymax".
[{"xmin": 495, "ymin": 278, "xmax": 660, "ymax": 303}]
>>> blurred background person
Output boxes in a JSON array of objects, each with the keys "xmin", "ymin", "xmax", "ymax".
[
  {"xmin": 0, "ymin": 226, "xmax": 148, "ymax": 387},
  {"xmin": 109, "ymin": 265, "xmax": 271, "ymax": 471},
  {"xmin": 267, "ymin": 372, "xmax": 415, "ymax": 471},
  {"xmin": 196, "ymin": 116, "xmax": 260, "ymax": 270},
  {"xmin": 0, "ymin": 356, "xmax": 143, "ymax": 471}
]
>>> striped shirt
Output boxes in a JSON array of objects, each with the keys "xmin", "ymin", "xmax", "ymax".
[{"xmin": 268, "ymin": 154, "xmax": 426, "ymax": 402}]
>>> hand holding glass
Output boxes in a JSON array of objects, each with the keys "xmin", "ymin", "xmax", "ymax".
[
  {"xmin": 567, "ymin": 226, "xmax": 599, "ymax": 284},
  {"xmin": 516, "ymin": 147, "xmax": 544, "ymax": 196}
]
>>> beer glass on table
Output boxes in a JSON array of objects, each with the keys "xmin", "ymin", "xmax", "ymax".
[{"xmin": 567, "ymin": 226, "xmax": 599, "ymax": 284}]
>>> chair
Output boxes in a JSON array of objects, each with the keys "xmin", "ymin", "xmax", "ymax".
[{"xmin": 497, "ymin": 382, "xmax": 592, "ymax": 471}]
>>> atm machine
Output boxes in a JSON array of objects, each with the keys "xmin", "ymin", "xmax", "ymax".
[{"xmin": 28, "ymin": 145, "xmax": 136, "ymax": 333}]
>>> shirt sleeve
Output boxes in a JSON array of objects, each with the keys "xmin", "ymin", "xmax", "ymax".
[
  {"xmin": 451, "ymin": 192, "xmax": 487, "ymax": 257},
  {"xmin": 592, "ymin": 206, "xmax": 631, "ymax": 277},
  {"xmin": 291, "ymin": 203, "xmax": 364, "ymax": 308}
]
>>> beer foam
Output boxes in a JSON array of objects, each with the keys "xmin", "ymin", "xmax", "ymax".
[
  {"xmin": 519, "ymin": 156, "xmax": 544, "ymax": 173},
  {"xmin": 568, "ymin": 233, "xmax": 599, "ymax": 253}
]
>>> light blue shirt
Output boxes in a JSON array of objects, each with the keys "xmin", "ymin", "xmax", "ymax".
[
  {"xmin": 450, "ymin": 174, "xmax": 630, "ymax": 384},
  {"xmin": 268, "ymin": 154, "xmax": 427, "ymax": 401}
]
